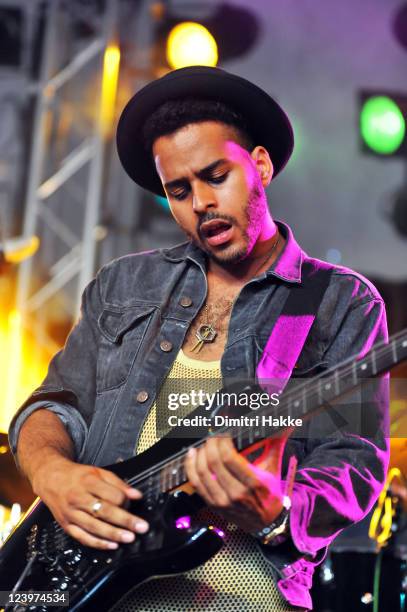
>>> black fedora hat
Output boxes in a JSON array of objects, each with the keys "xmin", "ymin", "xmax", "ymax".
[{"xmin": 116, "ymin": 66, "xmax": 294, "ymax": 197}]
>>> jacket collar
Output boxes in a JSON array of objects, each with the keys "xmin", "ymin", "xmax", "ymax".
[
  {"xmin": 267, "ymin": 220, "xmax": 303, "ymax": 284},
  {"xmin": 162, "ymin": 240, "xmax": 207, "ymax": 269},
  {"xmin": 162, "ymin": 220, "xmax": 303, "ymax": 284}
]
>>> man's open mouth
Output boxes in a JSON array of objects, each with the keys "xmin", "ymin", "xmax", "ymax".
[{"xmin": 200, "ymin": 219, "xmax": 234, "ymax": 246}]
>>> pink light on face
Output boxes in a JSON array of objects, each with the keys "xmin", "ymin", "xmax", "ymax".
[{"xmin": 175, "ymin": 515, "xmax": 191, "ymax": 529}]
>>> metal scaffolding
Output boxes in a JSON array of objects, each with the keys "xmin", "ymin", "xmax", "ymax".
[{"xmin": 16, "ymin": 0, "xmax": 118, "ymax": 355}]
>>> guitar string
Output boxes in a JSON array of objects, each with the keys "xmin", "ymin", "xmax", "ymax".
[
  {"xmin": 125, "ymin": 330, "xmax": 406, "ymax": 491},
  {"xmin": 127, "ymin": 347, "xmax": 402, "ymax": 497},
  {"xmin": 126, "ymin": 330, "xmax": 406, "ymax": 491}
]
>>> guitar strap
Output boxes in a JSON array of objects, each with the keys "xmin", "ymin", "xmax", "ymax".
[{"xmin": 256, "ymin": 260, "xmax": 333, "ymax": 394}]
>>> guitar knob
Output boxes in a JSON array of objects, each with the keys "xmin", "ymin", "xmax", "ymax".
[
  {"xmin": 63, "ymin": 548, "xmax": 80, "ymax": 567},
  {"xmin": 59, "ymin": 579, "xmax": 69, "ymax": 590}
]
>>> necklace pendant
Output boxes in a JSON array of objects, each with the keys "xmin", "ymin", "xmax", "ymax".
[
  {"xmin": 191, "ymin": 324, "xmax": 217, "ymax": 353},
  {"xmin": 191, "ymin": 338, "xmax": 205, "ymax": 353}
]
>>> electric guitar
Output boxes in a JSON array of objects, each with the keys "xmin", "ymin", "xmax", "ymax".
[{"xmin": 1, "ymin": 329, "xmax": 406, "ymax": 612}]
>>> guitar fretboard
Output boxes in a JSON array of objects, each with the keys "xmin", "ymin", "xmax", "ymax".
[{"xmin": 130, "ymin": 329, "xmax": 407, "ymax": 501}]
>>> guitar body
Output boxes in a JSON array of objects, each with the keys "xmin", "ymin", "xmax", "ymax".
[
  {"xmin": 2, "ymin": 328, "xmax": 406, "ymax": 610},
  {"xmin": 0, "ymin": 435, "xmax": 224, "ymax": 611}
]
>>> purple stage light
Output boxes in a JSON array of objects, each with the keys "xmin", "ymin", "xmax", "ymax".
[
  {"xmin": 175, "ymin": 515, "xmax": 191, "ymax": 529},
  {"xmin": 209, "ymin": 525, "xmax": 225, "ymax": 538}
]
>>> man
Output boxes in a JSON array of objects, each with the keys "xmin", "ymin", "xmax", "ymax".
[{"xmin": 8, "ymin": 66, "xmax": 389, "ymax": 611}]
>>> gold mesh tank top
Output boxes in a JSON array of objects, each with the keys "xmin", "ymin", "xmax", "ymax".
[{"xmin": 111, "ymin": 350, "xmax": 297, "ymax": 612}]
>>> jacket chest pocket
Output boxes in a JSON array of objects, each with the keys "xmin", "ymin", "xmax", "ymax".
[{"xmin": 96, "ymin": 304, "xmax": 157, "ymax": 393}]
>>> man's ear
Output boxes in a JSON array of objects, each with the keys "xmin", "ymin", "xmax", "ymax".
[{"xmin": 251, "ymin": 146, "xmax": 274, "ymax": 187}]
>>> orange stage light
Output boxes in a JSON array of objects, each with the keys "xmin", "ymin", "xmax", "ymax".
[
  {"xmin": 100, "ymin": 44, "xmax": 121, "ymax": 138},
  {"xmin": 0, "ymin": 310, "xmax": 48, "ymax": 434}
]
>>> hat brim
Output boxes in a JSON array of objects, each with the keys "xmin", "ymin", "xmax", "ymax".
[{"xmin": 116, "ymin": 66, "xmax": 294, "ymax": 197}]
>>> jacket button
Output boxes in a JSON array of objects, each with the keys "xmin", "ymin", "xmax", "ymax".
[
  {"xmin": 180, "ymin": 296, "xmax": 193, "ymax": 308},
  {"xmin": 136, "ymin": 390, "xmax": 149, "ymax": 403},
  {"xmin": 160, "ymin": 340, "xmax": 173, "ymax": 352}
]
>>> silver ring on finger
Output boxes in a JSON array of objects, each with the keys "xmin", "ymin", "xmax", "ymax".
[{"xmin": 91, "ymin": 499, "xmax": 103, "ymax": 515}]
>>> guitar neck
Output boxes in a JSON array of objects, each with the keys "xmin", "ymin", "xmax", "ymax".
[
  {"xmin": 131, "ymin": 328, "xmax": 407, "ymax": 499},
  {"xmin": 280, "ymin": 328, "xmax": 407, "ymax": 424}
]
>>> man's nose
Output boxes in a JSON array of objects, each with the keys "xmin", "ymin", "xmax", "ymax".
[{"xmin": 192, "ymin": 182, "xmax": 217, "ymax": 214}]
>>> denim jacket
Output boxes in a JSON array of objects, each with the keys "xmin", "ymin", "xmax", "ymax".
[{"xmin": 9, "ymin": 221, "xmax": 389, "ymax": 610}]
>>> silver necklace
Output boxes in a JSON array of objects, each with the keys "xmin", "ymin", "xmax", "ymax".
[{"xmin": 191, "ymin": 234, "xmax": 280, "ymax": 353}]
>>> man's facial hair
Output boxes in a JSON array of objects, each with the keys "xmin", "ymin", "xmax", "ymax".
[{"xmin": 185, "ymin": 181, "xmax": 266, "ymax": 265}]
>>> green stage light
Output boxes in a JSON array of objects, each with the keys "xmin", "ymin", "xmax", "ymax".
[{"xmin": 360, "ymin": 96, "xmax": 406, "ymax": 155}]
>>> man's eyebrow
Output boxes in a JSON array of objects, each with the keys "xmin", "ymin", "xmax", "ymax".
[
  {"xmin": 196, "ymin": 158, "xmax": 228, "ymax": 177},
  {"xmin": 164, "ymin": 159, "xmax": 228, "ymax": 190}
]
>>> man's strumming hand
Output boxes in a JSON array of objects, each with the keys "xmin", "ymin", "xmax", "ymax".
[{"xmin": 184, "ymin": 435, "xmax": 286, "ymax": 532}]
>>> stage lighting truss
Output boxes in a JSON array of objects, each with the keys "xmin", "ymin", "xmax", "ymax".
[{"xmin": 15, "ymin": 0, "xmax": 120, "ymax": 358}]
